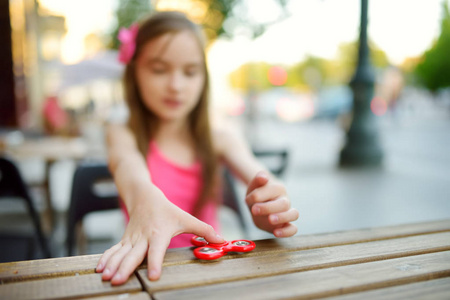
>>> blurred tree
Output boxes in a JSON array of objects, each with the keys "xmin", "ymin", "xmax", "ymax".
[
  {"xmin": 414, "ymin": 1, "xmax": 450, "ymax": 93},
  {"xmin": 213, "ymin": 0, "xmax": 290, "ymax": 39},
  {"xmin": 228, "ymin": 40, "xmax": 389, "ymax": 93},
  {"xmin": 399, "ymin": 56, "xmax": 421, "ymax": 85},
  {"xmin": 110, "ymin": 0, "xmax": 152, "ymax": 49},
  {"xmin": 229, "ymin": 59, "xmax": 323, "ymax": 92},
  {"xmin": 109, "ymin": 0, "xmax": 290, "ymax": 49},
  {"xmin": 285, "ymin": 65, "xmax": 306, "ymax": 90},
  {"xmin": 229, "ymin": 62, "xmax": 272, "ymax": 91},
  {"xmin": 288, "ymin": 56, "xmax": 327, "ymax": 91},
  {"xmin": 334, "ymin": 40, "xmax": 389, "ymax": 84},
  {"xmin": 195, "ymin": 0, "xmax": 235, "ymax": 42}
]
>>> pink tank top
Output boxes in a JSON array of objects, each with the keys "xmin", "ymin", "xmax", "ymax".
[{"xmin": 121, "ymin": 141, "xmax": 219, "ymax": 248}]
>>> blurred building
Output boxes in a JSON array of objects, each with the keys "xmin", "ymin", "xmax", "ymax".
[{"xmin": 1, "ymin": 0, "xmax": 66, "ymax": 130}]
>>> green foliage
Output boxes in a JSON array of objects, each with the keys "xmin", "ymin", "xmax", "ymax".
[
  {"xmin": 228, "ymin": 62, "xmax": 272, "ymax": 90},
  {"xmin": 334, "ymin": 40, "xmax": 390, "ymax": 83},
  {"xmin": 109, "ymin": 0, "xmax": 289, "ymax": 49},
  {"xmin": 215, "ymin": 0, "xmax": 290, "ymax": 39},
  {"xmin": 288, "ymin": 56, "xmax": 326, "ymax": 91},
  {"xmin": 414, "ymin": 1, "xmax": 450, "ymax": 92},
  {"xmin": 110, "ymin": 0, "xmax": 152, "ymax": 50},
  {"xmin": 206, "ymin": 0, "xmax": 238, "ymax": 38},
  {"xmin": 228, "ymin": 58, "xmax": 328, "ymax": 92}
]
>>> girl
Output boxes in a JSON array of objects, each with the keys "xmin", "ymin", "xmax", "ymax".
[{"xmin": 96, "ymin": 11, "xmax": 299, "ymax": 286}]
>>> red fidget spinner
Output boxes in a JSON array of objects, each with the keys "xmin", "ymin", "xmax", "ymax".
[{"xmin": 191, "ymin": 235, "xmax": 256, "ymax": 260}]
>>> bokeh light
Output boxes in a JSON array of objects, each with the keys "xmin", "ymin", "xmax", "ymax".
[
  {"xmin": 226, "ymin": 94, "xmax": 246, "ymax": 116},
  {"xmin": 370, "ymin": 97, "xmax": 388, "ymax": 116},
  {"xmin": 268, "ymin": 66, "xmax": 288, "ymax": 86},
  {"xmin": 276, "ymin": 96, "xmax": 314, "ymax": 122}
]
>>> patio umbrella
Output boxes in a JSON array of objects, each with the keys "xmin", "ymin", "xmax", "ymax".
[{"xmin": 44, "ymin": 50, "xmax": 124, "ymax": 91}]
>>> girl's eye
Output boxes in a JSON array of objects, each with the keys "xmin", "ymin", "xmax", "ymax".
[
  {"xmin": 151, "ymin": 67, "xmax": 167, "ymax": 74},
  {"xmin": 148, "ymin": 62, "xmax": 167, "ymax": 74},
  {"xmin": 185, "ymin": 68, "xmax": 200, "ymax": 77}
]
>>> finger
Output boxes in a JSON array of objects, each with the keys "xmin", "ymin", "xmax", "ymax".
[
  {"xmin": 273, "ymin": 223, "xmax": 298, "ymax": 238},
  {"xmin": 183, "ymin": 213, "xmax": 224, "ymax": 244},
  {"xmin": 269, "ymin": 208, "xmax": 300, "ymax": 225},
  {"xmin": 110, "ymin": 240, "xmax": 148, "ymax": 285},
  {"xmin": 252, "ymin": 196, "xmax": 290, "ymax": 216},
  {"xmin": 101, "ymin": 242, "xmax": 133, "ymax": 281},
  {"xmin": 246, "ymin": 183, "xmax": 286, "ymax": 207},
  {"xmin": 147, "ymin": 235, "xmax": 171, "ymax": 281},
  {"xmin": 246, "ymin": 171, "xmax": 269, "ymax": 195},
  {"xmin": 96, "ymin": 242, "xmax": 123, "ymax": 272}
]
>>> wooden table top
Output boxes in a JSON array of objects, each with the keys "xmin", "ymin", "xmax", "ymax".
[
  {"xmin": 1, "ymin": 135, "xmax": 105, "ymax": 162},
  {"xmin": 1, "ymin": 219, "xmax": 450, "ymax": 300}
]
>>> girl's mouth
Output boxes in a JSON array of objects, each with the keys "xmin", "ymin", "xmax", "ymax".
[{"xmin": 164, "ymin": 99, "xmax": 182, "ymax": 108}]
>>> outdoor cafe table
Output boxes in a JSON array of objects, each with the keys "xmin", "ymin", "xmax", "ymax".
[{"xmin": 1, "ymin": 219, "xmax": 450, "ymax": 300}]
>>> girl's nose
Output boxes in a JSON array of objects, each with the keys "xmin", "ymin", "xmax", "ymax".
[{"xmin": 168, "ymin": 71, "xmax": 184, "ymax": 92}]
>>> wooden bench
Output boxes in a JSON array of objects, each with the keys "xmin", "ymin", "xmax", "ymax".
[{"xmin": 1, "ymin": 219, "xmax": 450, "ymax": 299}]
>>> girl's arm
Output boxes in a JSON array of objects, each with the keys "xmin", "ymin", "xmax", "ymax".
[
  {"xmin": 96, "ymin": 123, "xmax": 223, "ymax": 285},
  {"xmin": 214, "ymin": 124, "xmax": 299, "ymax": 237}
]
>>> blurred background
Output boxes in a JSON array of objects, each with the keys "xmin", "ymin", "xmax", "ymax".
[{"xmin": 1, "ymin": 0, "xmax": 449, "ymax": 261}]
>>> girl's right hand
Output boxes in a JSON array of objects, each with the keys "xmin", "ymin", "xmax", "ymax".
[{"xmin": 95, "ymin": 188, "xmax": 223, "ymax": 286}]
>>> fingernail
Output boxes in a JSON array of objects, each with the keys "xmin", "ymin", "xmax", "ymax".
[
  {"xmin": 270, "ymin": 215, "xmax": 279, "ymax": 223},
  {"xmin": 96, "ymin": 263, "xmax": 103, "ymax": 271},
  {"xmin": 216, "ymin": 234, "xmax": 224, "ymax": 240},
  {"xmin": 112, "ymin": 273, "xmax": 121, "ymax": 282},
  {"xmin": 275, "ymin": 230, "xmax": 282, "ymax": 237},
  {"xmin": 149, "ymin": 270, "xmax": 158, "ymax": 280},
  {"xmin": 253, "ymin": 206, "xmax": 260, "ymax": 215},
  {"xmin": 258, "ymin": 171, "xmax": 268, "ymax": 179},
  {"xmin": 103, "ymin": 268, "xmax": 111, "ymax": 276}
]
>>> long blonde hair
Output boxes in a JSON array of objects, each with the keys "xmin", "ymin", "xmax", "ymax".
[{"xmin": 123, "ymin": 11, "xmax": 218, "ymax": 214}]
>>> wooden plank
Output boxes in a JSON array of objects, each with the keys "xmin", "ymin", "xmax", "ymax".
[
  {"xmin": 2, "ymin": 219, "xmax": 449, "ymax": 283},
  {"xmin": 0, "ymin": 272, "xmax": 142, "ymax": 300},
  {"xmin": 83, "ymin": 292, "xmax": 151, "ymax": 300},
  {"xmin": 137, "ymin": 232, "xmax": 450, "ymax": 293},
  {"xmin": 0, "ymin": 254, "xmax": 101, "ymax": 283},
  {"xmin": 323, "ymin": 277, "xmax": 450, "ymax": 300},
  {"xmin": 153, "ymin": 251, "xmax": 450, "ymax": 300}
]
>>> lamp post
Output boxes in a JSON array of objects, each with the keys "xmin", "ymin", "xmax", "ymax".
[{"xmin": 339, "ymin": 0, "xmax": 383, "ymax": 166}]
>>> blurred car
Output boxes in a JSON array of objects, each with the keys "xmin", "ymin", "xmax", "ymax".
[{"xmin": 314, "ymin": 85, "xmax": 353, "ymax": 119}]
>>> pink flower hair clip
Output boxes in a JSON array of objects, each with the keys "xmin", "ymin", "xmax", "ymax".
[{"xmin": 118, "ymin": 23, "xmax": 139, "ymax": 64}]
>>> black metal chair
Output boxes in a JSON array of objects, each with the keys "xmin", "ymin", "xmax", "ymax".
[
  {"xmin": 252, "ymin": 149, "xmax": 289, "ymax": 177},
  {"xmin": 0, "ymin": 155, "xmax": 52, "ymax": 261},
  {"xmin": 66, "ymin": 161, "xmax": 119, "ymax": 256}
]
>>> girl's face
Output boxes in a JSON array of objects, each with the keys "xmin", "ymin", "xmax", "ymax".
[{"xmin": 135, "ymin": 30, "xmax": 205, "ymax": 123}]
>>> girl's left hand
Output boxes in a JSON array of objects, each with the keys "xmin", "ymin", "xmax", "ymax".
[{"xmin": 245, "ymin": 171, "xmax": 299, "ymax": 237}]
